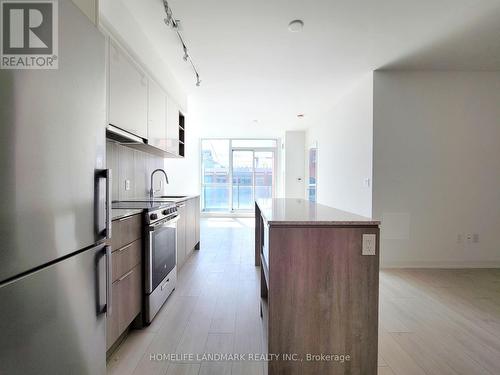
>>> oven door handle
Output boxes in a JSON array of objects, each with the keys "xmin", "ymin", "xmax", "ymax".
[{"xmin": 149, "ymin": 215, "xmax": 179, "ymax": 231}]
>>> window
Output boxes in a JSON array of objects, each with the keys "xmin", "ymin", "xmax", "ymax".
[
  {"xmin": 231, "ymin": 139, "xmax": 277, "ymax": 148},
  {"xmin": 201, "ymin": 139, "xmax": 277, "ymax": 212}
]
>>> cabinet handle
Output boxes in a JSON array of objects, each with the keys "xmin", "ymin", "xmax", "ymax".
[
  {"xmin": 117, "ymin": 269, "xmax": 134, "ymax": 282},
  {"xmin": 117, "ymin": 243, "xmax": 133, "ymax": 253}
]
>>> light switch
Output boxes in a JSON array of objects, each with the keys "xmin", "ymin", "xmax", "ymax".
[{"xmin": 362, "ymin": 234, "xmax": 376, "ymax": 256}]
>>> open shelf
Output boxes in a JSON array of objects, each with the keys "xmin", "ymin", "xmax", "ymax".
[{"xmin": 178, "ymin": 112, "xmax": 185, "ymax": 157}]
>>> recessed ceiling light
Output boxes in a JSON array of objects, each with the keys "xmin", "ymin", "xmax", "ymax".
[{"xmin": 288, "ymin": 19, "xmax": 304, "ymax": 32}]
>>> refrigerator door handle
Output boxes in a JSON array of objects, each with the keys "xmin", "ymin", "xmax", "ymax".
[
  {"xmin": 105, "ymin": 245, "xmax": 112, "ymax": 316},
  {"xmin": 105, "ymin": 169, "xmax": 112, "ymax": 240},
  {"xmin": 96, "ymin": 169, "xmax": 112, "ymax": 240}
]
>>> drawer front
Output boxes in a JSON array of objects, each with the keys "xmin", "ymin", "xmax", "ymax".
[
  {"xmin": 112, "ymin": 239, "xmax": 142, "ymax": 282},
  {"xmin": 106, "ymin": 263, "xmax": 142, "ymax": 350},
  {"xmin": 111, "ymin": 214, "xmax": 142, "ymax": 250},
  {"xmin": 106, "ymin": 282, "xmax": 120, "ymax": 350},
  {"xmin": 117, "ymin": 264, "xmax": 142, "ymax": 333}
]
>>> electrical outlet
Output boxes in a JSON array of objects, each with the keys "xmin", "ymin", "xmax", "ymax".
[
  {"xmin": 125, "ymin": 179, "xmax": 131, "ymax": 191},
  {"xmin": 466, "ymin": 233, "xmax": 473, "ymax": 244},
  {"xmin": 362, "ymin": 234, "xmax": 376, "ymax": 256}
]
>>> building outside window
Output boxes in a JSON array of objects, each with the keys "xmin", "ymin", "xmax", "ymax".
[{"xmin": 201, "ymin": 139, "xmax": 277, "ymax": 212}]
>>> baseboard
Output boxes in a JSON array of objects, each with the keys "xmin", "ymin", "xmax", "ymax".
[{"xmin": 381, "ymin": 260, "xmax": 500, "ymax": 269}]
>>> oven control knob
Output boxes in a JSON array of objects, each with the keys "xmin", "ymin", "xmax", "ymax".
[
  {"xmin": 150, "ymin": 213, "xmax": 158, "ymax": 221},
  {"xmin": 162, "ymin": 209, "xmax": 169, "ymax": 215}
]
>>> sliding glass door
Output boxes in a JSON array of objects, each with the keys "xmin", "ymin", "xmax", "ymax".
[
  {"xmin": 202, "ymin": 139, "xmax": 276, "ymax": 213},
  {"xmin": 231, "ymin": 149, "xmax": 275, "ymax": 212},
  {"xmin": 254, "ymin": 151, "xmax": 274, "ymax": 201},
  {"xmin": 232, "ymin": 150, "xmax": 254, "ymax": 210}
]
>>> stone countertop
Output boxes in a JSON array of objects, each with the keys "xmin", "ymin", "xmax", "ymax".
[
  {"xmin": 256, "ymin": 198, "xmax": 380, "ymax": 226},
  {"xmin": 162, "ymin": 195, "xmax": 199, "ymax": 204},
  {"xmin": 111, "ymin": 195, "xmax": 200, "ymax": 220},
  {"xmin": 111, "ymin": 208, "xmax": 144, "ymax": 221}
]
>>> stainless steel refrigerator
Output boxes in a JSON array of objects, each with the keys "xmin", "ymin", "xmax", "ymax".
[{"xmin": 0, "ymin": 1, "xmax": 110, "ymax": 374}]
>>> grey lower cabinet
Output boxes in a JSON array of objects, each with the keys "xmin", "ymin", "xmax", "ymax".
[
  {"xmin": 195, "ymin": 197, "xmax": 200, "ymax": 247},
  {"xmin": 186, "ymin": 198, "xmax": 196, "ymax": 253},
  {"xmin": 177, "ymin": 203, "xmax": 187, "ymax": 267},
  {"xmin": 107, "ymin": 214, "xmax": 143, "ymax": 352},
  {"xmin": 176, "ymin": 196, "xmax": 200, "ymax": 269}
]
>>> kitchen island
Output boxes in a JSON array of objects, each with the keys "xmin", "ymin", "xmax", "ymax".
[{"xmin": 255, "ymin": 198, "xmax": 380, "ymax": 375}]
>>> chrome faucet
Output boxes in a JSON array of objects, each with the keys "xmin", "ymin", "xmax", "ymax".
[{"xmin": 150, "ymin": 169, "xmax": 169, "ymax": 199}]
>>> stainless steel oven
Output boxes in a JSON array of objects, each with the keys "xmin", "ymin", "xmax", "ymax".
[{"xmin": 144, "ymin": 207, "xmax": 178, "ymax": 323}]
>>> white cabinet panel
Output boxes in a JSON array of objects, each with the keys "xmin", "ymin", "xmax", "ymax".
[
  {"xmin": 148, "ymin": 79, "xmax": 167, "ymax": 151},
  {"xmin": 71, "ymin": 0, "xmax": 98, "ymax": 24},
  {"xmin": 166, "ymin": 95, "xmax": 180, "ymax": 155},
  {"xmin": 109, "ymin": 42, "xmax": 148, "ymax": 139}
]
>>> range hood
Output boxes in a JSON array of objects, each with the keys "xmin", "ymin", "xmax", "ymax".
[{"xmin": 106, "ymin": 124, "xmax": 180, "ymax": 158}]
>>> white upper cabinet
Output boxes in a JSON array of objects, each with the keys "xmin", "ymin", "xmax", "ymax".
[
  {"xmin": 71, "ymin": 0, "xmax": 98, "ymax": 24},
  {"xmin": 108, "ymin": 42, "xmax": 148, "ymax": 139},
  {"xmin": 147, "ymin": 79, "xmax": 167, "ymax": 151},
  {"xmin": 166, "ymin": 95, "xmax": 180, "ymax": 155}
]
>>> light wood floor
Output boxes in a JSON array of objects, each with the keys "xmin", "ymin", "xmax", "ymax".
[{"xmin": 107, "ymin": 218, "xmax": 500, "ymax": 375}]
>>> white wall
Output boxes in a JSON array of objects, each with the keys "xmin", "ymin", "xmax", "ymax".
[
  {"xmin": 305, "ymin": 74, "xmax": 373, "ymax": 217},
  {"xmin": 284, "ymin": 131, "xmax": 305, "ymax": 198},
  {"xmin": 169, "ymin": 96, "xmax": 288, "ymax": 199},
  {"xmin": 373, "ymin": 71, "xmax": 500, "ymax": 268},
  {"xmin": 163, "ymin": 97, "xmax": 286, "ymax": 197}
]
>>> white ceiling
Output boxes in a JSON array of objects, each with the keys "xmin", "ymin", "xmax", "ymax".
[{"xmin": 120, "ymin": 0, "xmax": 500, "ymax": 133}]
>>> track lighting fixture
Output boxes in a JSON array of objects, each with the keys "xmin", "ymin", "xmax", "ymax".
[{"xmin": 163, "ymin": 0, "xmax": 201, "ymax": 87}]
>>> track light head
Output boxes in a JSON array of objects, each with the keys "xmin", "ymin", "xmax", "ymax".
[{"xmin": 163, "ymin": 0, "xmax": 201, "ymax": 87}]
